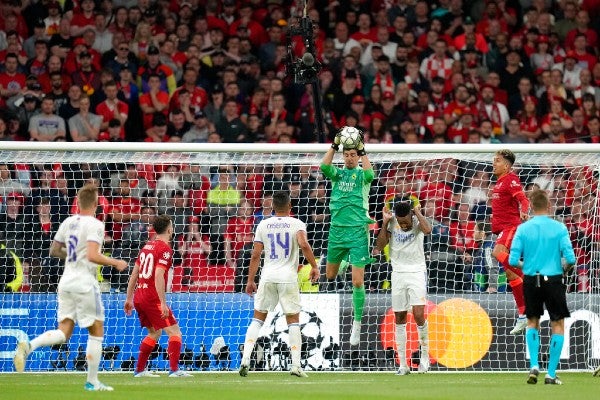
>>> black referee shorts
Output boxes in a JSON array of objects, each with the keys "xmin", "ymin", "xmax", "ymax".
[{"xmin": 523, "ymin": 274, "xmax": 570, "ymax": 321}]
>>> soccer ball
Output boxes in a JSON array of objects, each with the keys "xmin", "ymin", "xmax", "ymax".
[{"xmin": 339, "ymin": 126, "xmax": 362, "ymax": 149}]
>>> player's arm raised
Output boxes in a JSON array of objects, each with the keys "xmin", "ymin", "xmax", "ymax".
[
  {"xmin": 375, "ymin": 207, "xmax": 393, "ymax": 252},
  {"xmin": 87, "ymin": 241, "xmax": 128, "ymax": 271},
  {"xmin": 414, "ymin": 203, "xmax": 432, "ymax": 234},
  {"xmin": 297, "ymin": 230, "xmax": 320, "ymax": 283},
  {"xmin": 246, "ymin": 242, "xmax": 263, "ymax": 296},
  {"xmin": 124, "ymin": 262, "xmax": 141, "ymax": 316}
]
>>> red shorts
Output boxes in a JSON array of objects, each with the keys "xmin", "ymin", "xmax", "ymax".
[
  {"xmin": 496, "ymin": 226, "xmax": 517, "ymax": 249},
  {"xmin": 495, "ymin": 226, "xmax": 523, "ymax": 277},
  {"xmin": 134, "ymin": 300, "xmax": 177, "ymax": 330}
]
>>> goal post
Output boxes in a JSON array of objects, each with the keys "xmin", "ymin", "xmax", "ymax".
[{"xmin": 0, "ymin": 142, "xmax": 599, "ymax": 373}]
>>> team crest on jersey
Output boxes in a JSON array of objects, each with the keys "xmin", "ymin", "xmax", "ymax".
[
  {"xmin": 352, "ymin": 173, "xmax": 356, "ymax": 179},
  {"xmin": 163, "ymin": 252, "xmax": 170, "ymax": 259}
]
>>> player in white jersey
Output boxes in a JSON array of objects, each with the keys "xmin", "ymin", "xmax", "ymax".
[
  {"xmin": 375, "ymin": 199, "xmax": 432, "ymax": 375},
  {"xmin": 13, "ymin": 184, "xmax": 127, "ymax": 391},
  {"xmin": 239, "ymin": 191, "xmax": 320, "ymax": 378}
]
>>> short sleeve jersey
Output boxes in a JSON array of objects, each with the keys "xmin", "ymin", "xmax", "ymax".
[
  {"xmin": 254, "ymin": 216, "xmax": 306, "ymax": 284},
  {"xmin": 54, "ymin": 214, "xmax": 105, "ymax": 293},
  {"xmin": 491, "ymin": 172, "xmax": 526, "ymax": 234},
  {"xmin": 387, "ymin": 215, "xmax": 426, "ymax": 273},
  {"xmin": 134, "ymin": 239, "xmax": 173, "ymax": 304},
  {"xmin": 320, "ymin": 164, "xmax": 374, "ymax": 227}
]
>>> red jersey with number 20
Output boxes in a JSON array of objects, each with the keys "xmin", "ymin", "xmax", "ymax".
[
  {"xmin": 134, "ymin": 239, "xmax": 173, "ymax": 304},
  {"xmin": 491, "ymin": 172, "xmax": 529, "ymax": 234}
]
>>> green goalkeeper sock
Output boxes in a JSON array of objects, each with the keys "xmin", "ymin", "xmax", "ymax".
[{"xmin": 352, "ymin": 285, "xmax": 366, "ymax": 322}]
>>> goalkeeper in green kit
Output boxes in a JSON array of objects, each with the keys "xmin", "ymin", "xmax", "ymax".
[{"xmin": 321, "ymin": 127, "xmax": 375, "ymax": 347}]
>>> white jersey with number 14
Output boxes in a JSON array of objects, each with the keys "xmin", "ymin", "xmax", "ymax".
[
  {"xmin": 54, "ymin": 214, "xmax": 105, "ymax": 293},
  {"xmin": 254, "ymin": 216, "xmax": 306, "ymax": 284}
]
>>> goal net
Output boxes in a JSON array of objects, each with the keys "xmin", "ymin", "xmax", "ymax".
[{"xmin": 0, "ymin": 142, "xmax": 599, "ymax": 373}]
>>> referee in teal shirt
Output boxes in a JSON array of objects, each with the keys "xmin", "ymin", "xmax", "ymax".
[{"xmin": 509, "ymin": 189, "xmax": 575, "ymax": 386}]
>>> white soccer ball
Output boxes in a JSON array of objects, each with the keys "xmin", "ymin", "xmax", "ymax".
[{"xmin": 339, "ymin": 126, "xmax": 362, "ymax": 149}]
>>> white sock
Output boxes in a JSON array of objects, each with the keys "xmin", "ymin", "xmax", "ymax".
[
  {"xmin": 289, "ymin": 323, "xmax": 301, "ymax": 368},
  {"xmin": 86, "ymin": 335, "xmax": 103, "ymax": 385},
  {"xmin": 417, "ymin": 321, "xmax": 429, "ymax": 355},
  {"xmin": 241, "ymin": 318, "xmax": 264, "ymax": 365},
  {"xmin": 352, "ymin": 320, "xmax": 362, "ymax": 331},
  {"xmin": 395, "ymin": 324, "xmax": 407, "ymax": 367},
  {"xmin": 30, "ymin": 329, "xmax": 66, "ymax": 351}
]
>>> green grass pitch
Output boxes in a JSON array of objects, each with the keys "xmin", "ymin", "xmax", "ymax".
[{"xmin": 1, "ymin": 372, "xmax": 598, "ymax": 400}]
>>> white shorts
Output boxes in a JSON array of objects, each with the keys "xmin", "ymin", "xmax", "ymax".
[
  {"xmin": 57, "ymin": 286, "xmax": 104, "ymax": 328},
  {"xmin": 391, "ymin": 271, "xmax": 427, "ymax": 312},
  {"xmin": 254, "ymin": 282, "xmax": 301, "ymax": 315}
]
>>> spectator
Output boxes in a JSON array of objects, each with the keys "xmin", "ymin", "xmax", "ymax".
[
  {"xmin": 68, "ymin": 93, "xmax": 102, "ymax": 141},
  {"xmin": 70, "ymin": 0, "xmax": 96, "ymax": 37},
  {"xmin": 206, "ymin": 167, "xmax": 241, "ymax": 264},
  {"xmin": 28, "ymin": 96, "xmax": 66, "ymax": 141},
  {"xmin": 0, "ymin": 191, "xmax": 26, "ymax": 258},
  {"xmin": 95, "ymin": 80, "xmax": 128, "ymax": 138},
  {"xmin": 26, "ymin": 197, "xmax": 61, "ymax": 292},
  {"xmin": 500, "ymin": 118, "xmax": 530, "ymax": 144},
  {"xmin": 178, "ymin": 215, "xmax": 211, "ymax": 286},
  {"xmin": 0, "ymin": 53, "xmax": 26, "ymax": 108},
  {"xmin": 167, "ymin": 108, "xmax": 192, "ymax": 140},
  {"xmin": 139, "ymin": 73, "xmax": 169, "ymax": 130},
  {"xmin": 38, "ymin": 55, "xmax": 72, "ymax": 94},
  {"xmin": 182, "ymin": 110, "xmax": 211, "ymax": 143},
  {"xmin": 223, "ymin": 198, "xmax": 254, "ymax": 270},
  {"xmin": 499, "ymin": 49, "xmax": 530, "ymax": 97},
  {"xmin": 137, "ymin": 44, "xmax": 176, "ymax": 96},
  {"xmin": 476, "ymin": 84, "xmax": 510, "ymax": 135},
  {"xmin": 48, "ymin": 17, "xmax": 73, "ymax": 60},
  {"xmin": 216, "ymin": 98, "xmax": 247, "ymax": 142},
  {"xmin": 471, "ymin": 220, "xmax": 505, "ymax": 293}
]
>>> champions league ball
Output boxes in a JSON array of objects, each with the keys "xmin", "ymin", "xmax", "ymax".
[{"xmin": 339, "ymin": 126, "xmax": 362, "ymax": 149}]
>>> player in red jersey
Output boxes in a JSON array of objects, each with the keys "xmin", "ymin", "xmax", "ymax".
[
  {"xmin": 491, "ymin": 149, "xmax": 530, "ymax": 335},
  {"xmin": 124, "ymin": 214, "xmax": 192, "ymax": 377}
]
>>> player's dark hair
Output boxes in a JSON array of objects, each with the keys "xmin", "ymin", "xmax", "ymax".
[
  {"xmin": 153, "ymin": 214, "xmax": 172, "ymax": 234},
  {"xmin": 529, "ymin": 189, "xmax": 549, "ymax": 212},
  {"xmin": 394, "ymin": 200, "xmax": 412, "ymax": 217},
  {"xmin": 496, "ymin": 149, "xmax": 515, "ymax": 165},
  {"xmin": 272, "ymin": 190, "xmax": 290, "ymax": 211}
]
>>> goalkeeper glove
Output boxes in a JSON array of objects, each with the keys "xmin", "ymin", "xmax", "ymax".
[
  {"xmin": 331, "ymin": 131, "xmax": 342, "ymax": 151},
  {"xmin": 356, "ymin": 141, "xmax": 366, "ymax": 156}
]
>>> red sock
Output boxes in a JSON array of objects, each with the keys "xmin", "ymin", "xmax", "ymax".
[
  {"xmin": 168, "ymin": 336, "xmax": 182, "ymax": 372},
  {"xmin": 495, "ymin": 250, "xmax": 526, "ymax": 314},
  {"xmin": 509, "ymin": 277, "xmax": 526, "ymax": 315},
  {"xmin": 136, "ymin": 336, "xmax": 156, "ymax": 373}
]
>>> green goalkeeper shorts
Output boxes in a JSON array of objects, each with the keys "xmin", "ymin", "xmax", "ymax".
[{"xmin": 326, "ymin": 225, "xmax": 373, "ymax": 267}]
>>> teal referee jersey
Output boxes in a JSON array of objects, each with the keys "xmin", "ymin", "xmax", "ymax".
[{"xmin": 508, "ymin": 215, "xmax": 576, "ymax": 276}]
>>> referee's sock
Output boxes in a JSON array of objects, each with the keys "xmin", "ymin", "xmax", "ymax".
[
  {"xmin": 548, "ymin": 334, "xmax": 565, "ymax": 378},
  {"xmin": 525, "ymin": 327, "xmax": 540, "ymax": 370}
]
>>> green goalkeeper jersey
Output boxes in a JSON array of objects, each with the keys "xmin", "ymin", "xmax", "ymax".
[{"xmin": 320, "ymin": 163, "xmax": 375, "ymax": 227}]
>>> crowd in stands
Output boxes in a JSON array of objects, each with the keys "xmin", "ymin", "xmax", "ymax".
[
  {"xmin": 0, "ymin": 159, "xmax": 596, "ymax": 295},
  {"xmin": 0, "ymin": 0, "xmax": 599, "ymax": 293},
  {"xmin": 0, "ymin": 0, "xmax": 597, "ymax": 144}
]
